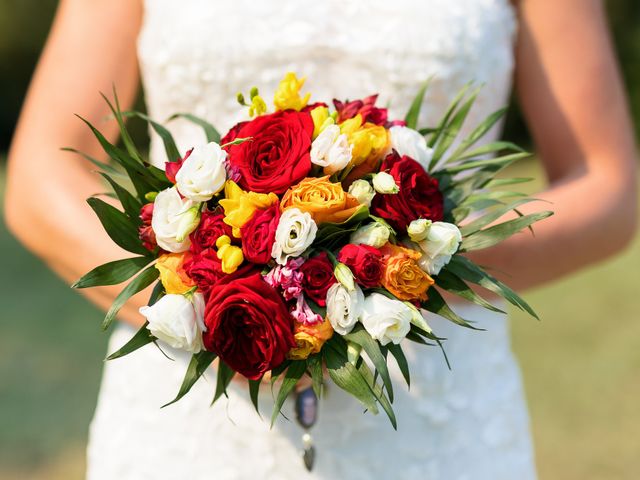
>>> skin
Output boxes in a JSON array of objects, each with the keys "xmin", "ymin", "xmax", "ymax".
[{"xmin": 4, "ymin": 0, "xmax": 637, "ymax": 386}]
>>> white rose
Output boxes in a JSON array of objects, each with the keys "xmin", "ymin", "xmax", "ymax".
[
  {"xmin": 348, "ymin": 179, "xmax": 376, "ymax": 207},
  {"xmin": 310, "ymin": 125, "xmax": 352, "ymax": 174},
  {"xmin": 416, "ymin": 221, "xmax": 462, "ymax": 275},
  {"xmin": 175, "ymin": 142, "xmax": 227, "ymax": 202},
  {"xmin": 350, "ymin": 222, "xmax": 390, "ymax": 248},
  {"xmin": 361, "ymin": 293, "xmax": 412, "ymax": 345},
  {"xmin": 372, "ymin": 171, "xmax": 399, "ymax": 194},
  {"xmin": 389, "ymin": 125, "xmax": 434, "ymax": 172},
  {"xmin": 271, "ymin": 208, "xmax": 318, "ymax": 265},
  {"xmin": 152, "ymin": 187, "xmax": 198, "ymax": 252},
  {"xmin": 140, "ymin": 293, "xmax": 206, "ymax": 353},
  {"xmin": 326, "ymin": 283, "xmax": 364, "ymax": 335}
]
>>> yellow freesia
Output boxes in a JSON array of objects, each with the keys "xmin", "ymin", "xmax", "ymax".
[
  {"xmin": 155, "ymin": 253, "xmax": 195, "ymax": 294},
  {"xmin": 248, "ymin": 94, "xmax": 267, "ymax": 117},
  {"xmin": 274, "ymin": 72, "xmax": 311, "ymax": 111},
  {"xmin": 310, "ymin": 105, "xmax": 334, "ymax": 139},
  {"xmin": 340, "ymin": 114, "xmax": 389, "ymax": 167},
  {"xmin": 218, "ymin": 180, "xmax": 279, "ymax": 237},
  {"xmin": 215, "ymin": 235, "xmax": 244, "ymax": 274}
]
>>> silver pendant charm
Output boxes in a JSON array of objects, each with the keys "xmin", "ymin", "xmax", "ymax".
[{"xmin": 295, "ymin": 387, "xmax": 318, "ymax": 471}]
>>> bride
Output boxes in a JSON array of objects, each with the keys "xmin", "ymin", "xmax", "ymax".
[{"xmin": 5, "ymin": 0, "xmax": 637, "ymax": 478}]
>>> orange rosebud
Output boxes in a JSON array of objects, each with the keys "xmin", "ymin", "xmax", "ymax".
[
  {"xmin": 380, "ymin": 243, "xmax": 434, "ymax": 301},
  {"xmin": 287, "ymin": 318, "xmax": 334, "ymax": 360},
  {"xmin": 155, "ymin": 252, "xmax": 196, "ymax": 294},
  {"xmin": 281, "ymin": 176, "xmax": 362, "ymax": 224}
]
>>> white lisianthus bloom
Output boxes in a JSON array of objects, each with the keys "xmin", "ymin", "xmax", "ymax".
[
  {"xmin": 415, "ymin": 221, "xmax": 462, "ymax": 275},
  {"xmin": 140, "ymin": 293, "xmax": 206, "ymax": 353},
  {"xmin": 310, "ymin": 124, "xmax": 353, "ymax": 174},
  {"xmin": 271, "ymin": 208, "xmax": 318, "ymax": 265},
  {"xmin": 361, "ymin": 293, "xmax": 412, "ymax": 346},
  {"xmin": 350, "ymin": 222, "xmax": 391, "ymax": 248},
  {"xmin": 372, "ymin": 171, "xmax": 399, "ymax": 194},
  {"xmin": 175, "ymin": 142, "xmax": 227, "ymax": 202},
  {"xmin": 152, "ymin": 187, "xmax": 198, "ymax": 252},
  {"xmin": 389, "ymin": 125, "xmax": 434, "ymax": 172},
  {"xmin": 348, "ymin": 179, "xmax": 376, "ymax": 207},
  {"xmin": 326, "ymin": 283, "xmax": 364, "ymax": 335}
]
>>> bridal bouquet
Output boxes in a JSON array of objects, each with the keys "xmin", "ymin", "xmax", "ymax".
[{"xmin": 72, "ymin": 73, "xmax": 550, "ymax": 430}]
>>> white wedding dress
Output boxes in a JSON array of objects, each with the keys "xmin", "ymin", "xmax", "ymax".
[{"xmin": 86, "ymin": 0, "xmax": 537, "ymax": 478}]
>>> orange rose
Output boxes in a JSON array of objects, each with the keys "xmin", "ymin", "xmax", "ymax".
[
  {"xmin": 155, "ymin": 252, "xmax": 195, "ymax": 294},
  {"xmin": 380, "ymin": 243, "xmax": 434, "ymax": 301},
  {"xmin": 287, "ymin": 318, "xmax": 334, "ymax": 360},
  {"xmin": 281, "ymin": 176, "xmax": 362, "ymax": 224}
]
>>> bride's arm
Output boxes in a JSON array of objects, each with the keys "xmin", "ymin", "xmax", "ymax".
[
  {"xmin": 4, "ymin": 0, "xmax": 147, "ymax": 327},
  {"xmin": 467, "ymin": 0, "xmax": 638, "ymax": 290}
]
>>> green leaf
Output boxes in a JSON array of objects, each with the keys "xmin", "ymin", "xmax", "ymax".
[
  {"xmin": 148, "ymin": 280, "xmax": 165, "ymax": 305},
  {"xmin": 87, "ymin": 197, "xmax": 148, "ymax": 256},
  {"xmin": 459, "ymin": 198, "xmax": 538, "ymax": 236},
  {"xmin": 422, "ymin": 287, "xmax": 481, "ymax": 330},
  {"xmin": 62, "ymin": 147, "xmax": 128, "ymax": 180},
  {"xmin": 162, "ymin": 351, "xmax": 217, "ymax": 408},
  {"xmin": 102, "ymin": 266, "xmax": 159, "ymax": 330},
  {"xmin": 99, "ymin": 172, "xmax": 143, "ymax": 221},
  {"xmin": 106, "ymin": 321, "xmax": 155, "ymax": 360},
  {"xmin": 453, "ymin": 141, "xmax": 525, "ymax": 162},
  {"xmin": 447, "ymin": 256, "xmax": 539, "ymax": 319},
  {"xmin": 212, "ymin": 360, "xmax": 236, "ymax": 404},
  {"xmin": 387, "ymin": 344, "xmax": 410, "ymax": 389},
  {"xmin": 314, "ymin": 205, "xmax": 370, "ymax": 250},
  {"xmin": 434, "ymin": 269, "xmax": 506, "ymax": 314},
  {"xmin": 485, "ymin": 177, "xmax": 533, "ymax": 188},
  {"xmin": 124, "ymin": 111, "xmax": 181, "ymax": 163},
  {"xmin": 72, "ymin": 256, "xmax": 152, "ymax": 289},
  {"xmin": 168, "ymin": 113, "xmax": 221, "ymax": 143},
  {"xmin": 460, "ymin": 211, "xmax": 553, "ymax": 251},
  {"xmin": 248, "ymin": 378, "xmax": 262, "ymax": 416},
  {"xmin": 270, "ymin": 360, "xmax": 307, "ymax": 427},
  {"xmin": 431, "ymin": 87, "xmax": 481, "ymax": 164},
  {"xmin": 447, "ymin": 108, "xmax": 508, "ymax": 161},
  {"xmin": 323, "ymin": 339, "xmax": 379, "ymax": 414},
  {"xmin": 427, "ymin": 83, "xmax": 473, "ymax": 150},
  {"xmin": 404, "ymin": 78, "xmax": 432, "ymax": 129},
  {"xmin": 101, "ymin": 89, "xmax": 143, "ymax": 163},
  {"xmin": 307, "ymin": 354, "xmax": 324, "ymax": 399},
  {"xmin": 354, "ymin": 355, "xmax": 397, "ymax": 429},
  {"xmin": 343, "ymin": 326, "xmax": 394, "ymax": 403}
]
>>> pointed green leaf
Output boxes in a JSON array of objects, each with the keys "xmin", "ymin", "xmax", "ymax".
[
  {"xmin": 72, "ymin": 256, "xmax": 152, "ymax": 289},
  {"xmin": 106, "ymin": 321, "xmax": 155, "ymax": 360},
  {"xmin": 248, "ymin": 378, "xmax": 262, "ymax": 416},
  {"xmin": 434, "ymin": 269, "xmax": 505, "ymax": 313},
  {"xmin": 62, "ymin": 147, "xmax": 127, "ymax": 180},
  {"xmin": 212, "ymin": 360, "xmax": 236, "ymax": 404},
  {"xmin": 270, "ymin": 360, "xmax": 307, "ymax": 427},
  {"xmin": 354, "ymin": 355, "xmax": 397, "ymax": 429},
  {"xmin": 459, "ymin": 198, "xmax": 538, "ymax": 236},
  {"xmin": 453, "ymin": 141, "xmax": 525, "ymax": 162},
  {"xmin": 102, "ymin": 266, "xmax": 159, "ymax": 330},
  {"xmin": 387, "ymin": 344, "xmax": 410, "ymax": 389},
  {"xmin": 461, "ymin": 211, "xmax": 553, "ymax": 251},
  {"xmin": 163, "ymin": 351, "xmax": 217, "ymax": 407},
  {"xmin": 168, "ymin": 112, "xmax": 221, "ymax": 143},
  {"xmin": 101, "ymin": 89, "xmax": 142, "ymax": 163},
  {"xmin": 404, "ymin": 78, "xmax": 432, "ymax": 129},
  {"xmin": 87, "ymin": 197, "xmax": 148, "ymax": 255},
  {"xmin": 124, "ymin": 111, "xmax": 181, "ymax": 162},
  {"xmin": 427, "ymin": 83, "xmax": 473, "ymax": 150},
  {"xmin": 448, "ymin": 108, "xmax": 508, "ymax": 161},
  {"xmin": 431, "ymin": 87, "xmax": 480, "ymax": 163},
  {"xmin": 99, "ymin": 172, "xmax": 143, "ymax": 221},
  {"xmin": 422, "ymin": 287, "xmax": 481, "ymax": 330},
  {"xmin": 307, "ymin": 354, "xmax": 324, "ymax": 399}
]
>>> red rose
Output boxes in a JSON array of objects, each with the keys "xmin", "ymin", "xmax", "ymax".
[
  {"xmin": 203, "ymin": 273, "xmax": 296, "ymax": 379},
  {"xmin": 240, "ymin": 204, "xmax": 280, "ymax": 264},
  {"xmin": 165, "ymin": 148, "xmax": 192, "ymax": 183},
  {"xmin": 333, "ymin": 94, "xmax": 388, "ymax": 126},
  {"xmin": 189, "ymin": 210, "xmax": 234, "ymax": 255},
  {"xmin": 138, "ymin": 203, "xmax": 157, "ymax": 252},
  {"xmin": 299, "ymin": 252, "xmax": 337, "ymax": 307},
  {"xmin": 371, "ymin": 151, "xmax": 444, "ymax": 232},
  {"xmin": 184, "ymin": 251, "xmax": 256, "ymax": 297},
  {"xmin": 223, "ymin": 111, "xmax": 313, "ymax": 194},
  {"xmin": 337, "ymin": 244, "xmax": 384, "ymax": 288}
]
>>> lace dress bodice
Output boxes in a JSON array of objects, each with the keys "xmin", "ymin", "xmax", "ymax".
[{"xmin": 86, "ymin": 1, "xmax": 537, "ymax": 479}]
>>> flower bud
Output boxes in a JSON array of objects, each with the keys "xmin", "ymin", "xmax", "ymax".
[
  {"xmin": 407, "ymin": 218, "xmax": 432, "ymax": 242},
  {"xmin": 347, "ymin": 341, "xmax": 362, "ymax": 365},
  {"xmin": 333, "ymin": 262, "xmax": 356, "ymax": 291},
  {"xmin": 144, "ymin": 191, "xmax": 158, "ymax": 202},
  {"xmin": 372, "ymin": 172, "xmax": 399, "ymax": 194},
  {"xmin": 175, "ymin": 205, "xmax": 201, "ymax": 242},
  {"xmin": 348, "ymin": 179, "xmax": 376, "ymax": 207},
  {"xmin": 350, "ymin": 222, "xmax": 390, "ymax": 248}
]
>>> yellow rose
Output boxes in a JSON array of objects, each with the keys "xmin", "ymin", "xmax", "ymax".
[
  {"xmin": 281, "ymin": 176, "xmax": 362, "ymax": 224},
  {"xmin": 274, "ymin": 72, "xmax": 311, "ymax": 111},
  {"xmin": 287, "ymin": 318, "xmax": 334, "ymax": 360},
  {"xmin": 339, "ymin": 114, "xmax": 390, "ymax": 167},
  {"xmin": 218, "ymin": 180, "xmax": 279, "ymax": 237},
  {"xmin": 380, "ymin": 243, "xmax": 434, "ymax": 301},
  {"xmin": 155, "ymin": 253, "xmax": 195, "ymax": 294}
]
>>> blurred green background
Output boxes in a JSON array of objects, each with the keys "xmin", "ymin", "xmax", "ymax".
[{"xmin": 0, "ymin": 1, "xmax": 638, "ymax": 479}]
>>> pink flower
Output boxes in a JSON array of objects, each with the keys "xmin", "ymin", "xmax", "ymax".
[
  {"xmin": 291, "ymin": 296, "xmax": 323, "ymax": 326},
  {"xmin": 263, "ymin": 257, "xmax": 305, "ymax": 301}
]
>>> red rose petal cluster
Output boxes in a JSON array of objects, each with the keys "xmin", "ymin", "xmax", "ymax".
[
  {"xmin": 333, "ymin": 94, "xmax": 388, "ymax": 126},
  {"xmin": 299, "ymin": 252, "xmax": 337, "ymax": 306},
  {"xmin": 240, "ymin": 204, "xmax": 281, "ymax": 264},
  {"xmin": 203, "ymin": 273, "xmax": 296, "ymax": 380},
  {"xmin": 371, "ymin": 151, "xmax": 444, "ymax": 232},
  {"xmin": 337, "ymin": 244, "xmax": 384, "ymax": 288},
  {"xmin": 223, "ymin": 110, "xmax": 314, "ymax": 194},
  {"xmin": 138, "ymin": 203, "xmax": 157, "ymax": 252},
  {"xmin": 189, "ymin": 210, "xmax": 235, "ymax": 254}
]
